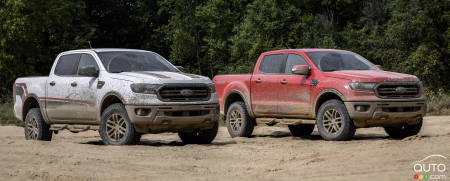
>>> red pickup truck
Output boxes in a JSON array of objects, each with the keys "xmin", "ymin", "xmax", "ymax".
[{"xmin": 213, "ymin": 49, "xmax": 426, "ymax": 141}]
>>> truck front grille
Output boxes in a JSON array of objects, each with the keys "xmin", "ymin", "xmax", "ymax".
[
  {"xmin": 375, "ymin": 82, "xmax": 420, "ymax": 99},
  {"xmin": 158, "ymin": 84, "xmax": 210, "ymax": 102}
]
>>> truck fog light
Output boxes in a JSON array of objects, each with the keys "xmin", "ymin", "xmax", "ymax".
[
  {"xmin": 135, "ymin": 108, "xmax": 151, "ymax": 116},
  {"xmin": 355, "ymin": 105, "xmax": 370, "ymax": 112}
]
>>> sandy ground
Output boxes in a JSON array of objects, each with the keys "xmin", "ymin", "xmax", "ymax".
[{"xmin": 0, "ymin": 116, "xmax": 449, "ymax": 181}]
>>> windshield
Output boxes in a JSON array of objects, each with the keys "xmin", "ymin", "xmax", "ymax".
[
  {"xmin": 305, "ymin": 51, "xmax": 377, "ymax": 72},
  {"xmin": 97, "ymin": 51, "xmax": 180, "ymax": 73}
]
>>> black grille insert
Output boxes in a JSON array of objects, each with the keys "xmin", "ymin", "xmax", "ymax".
[
  {"xmin": 158, "ymin": 84, "xmax": 210, "ymax": 102},
  {"xmin": 375, "ymin": 82, "xmax": 420, "ymax": 98}
]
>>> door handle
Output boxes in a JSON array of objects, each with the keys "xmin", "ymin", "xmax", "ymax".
[
  {"xmin": 71, "ymin": 82, "xmax": 77, "ymax": 87},
  {"xmin": 255, "ymin": 79, "xmax": 262, "ymax": 83},
  {"xmin": 49, "ymin": 81, "xmax": 55, "ymax": 86},
  {"xmin": 280, "ymin": 80, "xmax": 288, "ymax": 84}
]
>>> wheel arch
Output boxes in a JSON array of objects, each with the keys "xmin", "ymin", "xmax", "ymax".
[
  {"xmin": 224, "ymin": 90, "xmax": 254, "ymax": 118},
  {"xmin": 99, "ymin": 92, "xmax": 125, "ymax": 120},
  {"xmin": 22, "ymin": 95, "xmax": 41, "ymax": 122},
  {"xmin": 313, "ymin": 89, "xmax": 346, "ymax": 118}
]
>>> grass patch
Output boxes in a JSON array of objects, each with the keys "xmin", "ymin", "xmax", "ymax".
[
  {"xmin": 426, "ymin": 90, "xmax": 450, "ymax": 115},
  {"xmin": 0, "ymin": 102, "xmax": 22, "ymax": 126}
]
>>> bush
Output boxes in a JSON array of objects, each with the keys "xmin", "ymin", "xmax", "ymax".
[
  {"xmin": 0, "ymin": 100, "xmax": 22, "ymax": 126},
  {"xmin": 426, "ymin": 89, "xmax": 450, "ymax": 115}
]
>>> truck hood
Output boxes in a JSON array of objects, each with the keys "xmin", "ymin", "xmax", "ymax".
[
  {"xmin": 112, "ymin": 71, "xmax": 211, "ymax": 84},
  {"xmin": 324, "ymin": 70, "xmax": 419, "ymax": 82}
]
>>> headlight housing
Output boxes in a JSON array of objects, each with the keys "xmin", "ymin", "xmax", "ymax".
[
  {"xmin": 349, "ymin": 82, "xmax": 376, "ymax": 92},
  {"xmin": 130, "ymin": 84, "xmax": 161, "ymax": 94},
  {"xmin": 207, "ymin": 83, "xmax": 216, "ymax": 93}
]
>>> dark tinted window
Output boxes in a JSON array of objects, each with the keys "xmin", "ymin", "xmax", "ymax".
[
  {"xmin": 54, "ymin": 54, "xmax": 81, "ymax": 75},
  {"xmin": 306, "ymin": 51, "xmax": 377, "ymax": 72},
  {"xmin": 259, "ymin": 54, "xmax": 284, "ymax": 74},
  {"xmin": 97, "ymin": 51, "xmax": 179, "ymax": 73},
  {"xmin": 285, "ymin": 54, "xmax": 308, "ymax": 74},
  {"xmin": 77, "ymin": 54, "xmax": 99, "ymax": 74}
]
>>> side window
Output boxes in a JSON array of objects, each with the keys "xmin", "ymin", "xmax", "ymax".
[
  {"xmin": 54, "ymin": 54, "xmax": 81, "ymax": 76},
  {"xmin": 259, "ymin": 54, "xmax": 284, "ymax": 74},
  {"xmin": 77, "ymin": 54, "xmax": 99, "ymax": 75},
  {"xmin": 285, "ymin": 54, "xmax": 309, "ymax": 74}
]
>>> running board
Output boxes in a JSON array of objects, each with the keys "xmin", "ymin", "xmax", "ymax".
[
  {"xmin": 256, "ymin": 118, "xmax": 315, "ymax": 126},
  {"xmin": 50, "ymin": 124, "xmax": 99, "ymax": 133}
]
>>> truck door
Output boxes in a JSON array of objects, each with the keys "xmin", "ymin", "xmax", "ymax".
[
  {"xmin": 46, "ymin": 54, "xmax": 81, "ymax": 122},
  {"xmin": 67, "ymin": 53, "xmax": 99, "ymax": 122},
  {"xmin": 251, "ymin": 54, "xmax": 286, "ymax": 116},
  {"xmin": 277, "ymin": 53, "xmax": 312, "ymax": 117}
]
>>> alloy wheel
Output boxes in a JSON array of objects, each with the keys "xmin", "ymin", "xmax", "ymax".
[
  {"xmin": 322, "ymin": 109, "xmax": 343, "ymax": 135},
  {"xmin": 106, "ymin": 113, "xmax": 127, "ymax": 142},
  {"xmin": 26, "ymin": 117, "xmax": 38, "ymax": 139},
  {"xmin": 229, "ymin": 109, "xmax": 243, "ymax": 132}
]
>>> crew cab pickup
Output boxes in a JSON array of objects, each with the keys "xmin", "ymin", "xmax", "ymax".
[
  {"xmin": 214, "ymin": 49, "xmax": 426, "ymax": 141},
  {"xmin": 14, "ymin": 49, "xmax": 219, "ymax": 145}
]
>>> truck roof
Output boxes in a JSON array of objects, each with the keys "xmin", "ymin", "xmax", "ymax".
[
  {"xmin": 264, "ymin": 48, "xmax": 347, "ymax": 54},
  {"xmin": 60, "ymin": 48, "xmax": 153, "ymax": 54}
]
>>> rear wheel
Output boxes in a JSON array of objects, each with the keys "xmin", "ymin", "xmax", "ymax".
[
  {"xmin": 24, "ymin": 108, "xmax": 52, "ymax": 141},
  {"xmin": 226, "ymin": 101, "xmax": 254, "ymax": 137},
  {"xmin": 178, "ymin": 122, "xmax": 219, "ymax": 144},
  {"xmin": 99, "ymin": 103, "xmax": 140, "ymax": 145},
  {"xmin": 316, "ymin": 99, "xmax": 355, "ymax": 141},
  {"xmin": 384, "ymin": 118, "xmax": 422, "ymax": 139},
  {"xmin": 288, "ymin": 124, "xmax": 315, "ymax": 137}
]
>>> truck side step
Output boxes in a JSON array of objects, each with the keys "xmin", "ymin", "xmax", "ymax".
[
  {"xmin": 50, "ymin": 124, "xmax": 99, "ymax": 133},
  {"xmin": 256, "ymin": 118, "xmax": 315, "ymax": 126}
]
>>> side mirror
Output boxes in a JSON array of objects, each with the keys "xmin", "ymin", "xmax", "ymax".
[
  {"xmin": 375, "ymin": 65, "xmax": 382, "ymax": 70},
  {"xmin": 176, "ymin": 66, "xmax": 184, "ymax": 72},
  {"xmin": 292, "ymin": 65, "xmax": 310, "ymax": 75},
  {"xmin": 79, "ymin": 66, "xmax": 99, "ymax": 77}
]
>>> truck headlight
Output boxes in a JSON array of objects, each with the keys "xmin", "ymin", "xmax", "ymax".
[
  {"xmin": 207, "ymin": 83, "xmax": 216, "ymax": 93},
  {"xmin": 349, "ymin": 82, "xmax": 376, "ymax": 92},
  {"xmin": 130, "ymin": 84, "xmax": 161, "ymax": 94}
]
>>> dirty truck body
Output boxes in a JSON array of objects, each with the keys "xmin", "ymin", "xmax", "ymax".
[
  {"xmin": 14, "ymin": 49, "xmax": 219, "ymax": 145},
  {"xmin": 214, "ymin": 49, "xmax": 426, "ymax": 141}
]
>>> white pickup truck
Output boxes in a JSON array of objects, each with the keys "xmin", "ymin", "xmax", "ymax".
[{"xmin": 13, "ymin": 49, "xmax": 219, "ymax": 145}]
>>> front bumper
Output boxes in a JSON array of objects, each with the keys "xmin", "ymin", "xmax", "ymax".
[
  {"xmin": 344, "ymin": 101, "xmax": 426, "ymax": 127},
  {"xmin": 125, "ymin": 103, "xmax": 219, "ymax": 133}
]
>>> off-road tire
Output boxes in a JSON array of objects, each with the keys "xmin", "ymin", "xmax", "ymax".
[
  {"xmin": 226, "ymin": 101, "xmax": 254, "ymax": 137},
  {"xmin": 99, "ymin": 103, "xmax": 140, "ymax": 145},
  {"xmin": 178, "ymin": 121, "xmax": 219, "ymax": 144},
  {"xmin": 316, "ymin": 99, "xmax": 355, "ymax": 141},
  {"xmin": 24, "ymin": 108, "xmax": 52, "ymax": 141},
  {"xmin": 288, "ymin": 124, "xmax": 315, "ymax": 137},
  {"xmin": 384, "ymin": 118, "xmax": 423, "ymax": 139}
]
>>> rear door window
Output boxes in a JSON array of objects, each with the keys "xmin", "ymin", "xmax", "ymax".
[
  {"xmin": 259, "ymin": 54, "xmax": 286, "ymax": 74},
  {"xmin": 284, "ymin": 54, "xmax": 309, "ymax": 74},
  {"xmin": 54, "ymin": 54, "xmax": 81, "ymax": 76}
]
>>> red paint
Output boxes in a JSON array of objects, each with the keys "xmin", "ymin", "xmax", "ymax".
[
  {"xmin": 213, "ymin": 49, "xmax": 419, "ymax": 117},
  {"xmin": 39, "ymin": 97, "xmax": 89, "ymax": 104},
  {"xmin": 14, "ymin": 83, "xmax": 29, "ymax": 103},
  {"xmin": 15, "ymin": 83, "xmax": 28, "ymax": 96}
]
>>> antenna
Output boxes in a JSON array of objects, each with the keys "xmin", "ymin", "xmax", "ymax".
[{"xmin": 88, "ymin": 41, "xmax": 93, "ymax": 49}]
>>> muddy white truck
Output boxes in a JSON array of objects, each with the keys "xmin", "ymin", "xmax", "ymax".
[{"xmin": 13, "ymin": 49, "xmax": 219, "ymax": 145}]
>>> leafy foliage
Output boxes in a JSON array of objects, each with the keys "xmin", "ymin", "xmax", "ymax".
[{"xmin": 0, "ymin": 0, "xmax": 449, "ymax": 100}]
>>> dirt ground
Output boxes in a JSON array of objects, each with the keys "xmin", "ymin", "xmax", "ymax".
[{"xmin": 0, "ymin": 116, "xmax": 449, "ymax": 181}]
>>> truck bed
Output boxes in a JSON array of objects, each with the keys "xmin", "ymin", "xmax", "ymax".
[{"xmin": 213, "ymin": 74, "xmax": 252, "ymax": 114}]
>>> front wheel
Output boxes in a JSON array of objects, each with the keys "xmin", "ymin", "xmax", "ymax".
[
  {"xmin": 384, "ymin": 118, "xmax": 422, "ymax": 139},
  {"xmin": 99, "ymin": 103, "xmax": 140, "ymax": 145},
  {"xmin": 178, "ymin": 122, "xmax": 219, "ymax": 144},
  {"xmin": 316, "ymin": 99, "xmax": 355, "ymax": 141},
  {"xmin": 24, "ymin": 108, "xmax": 52, "ymax": 141}
]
